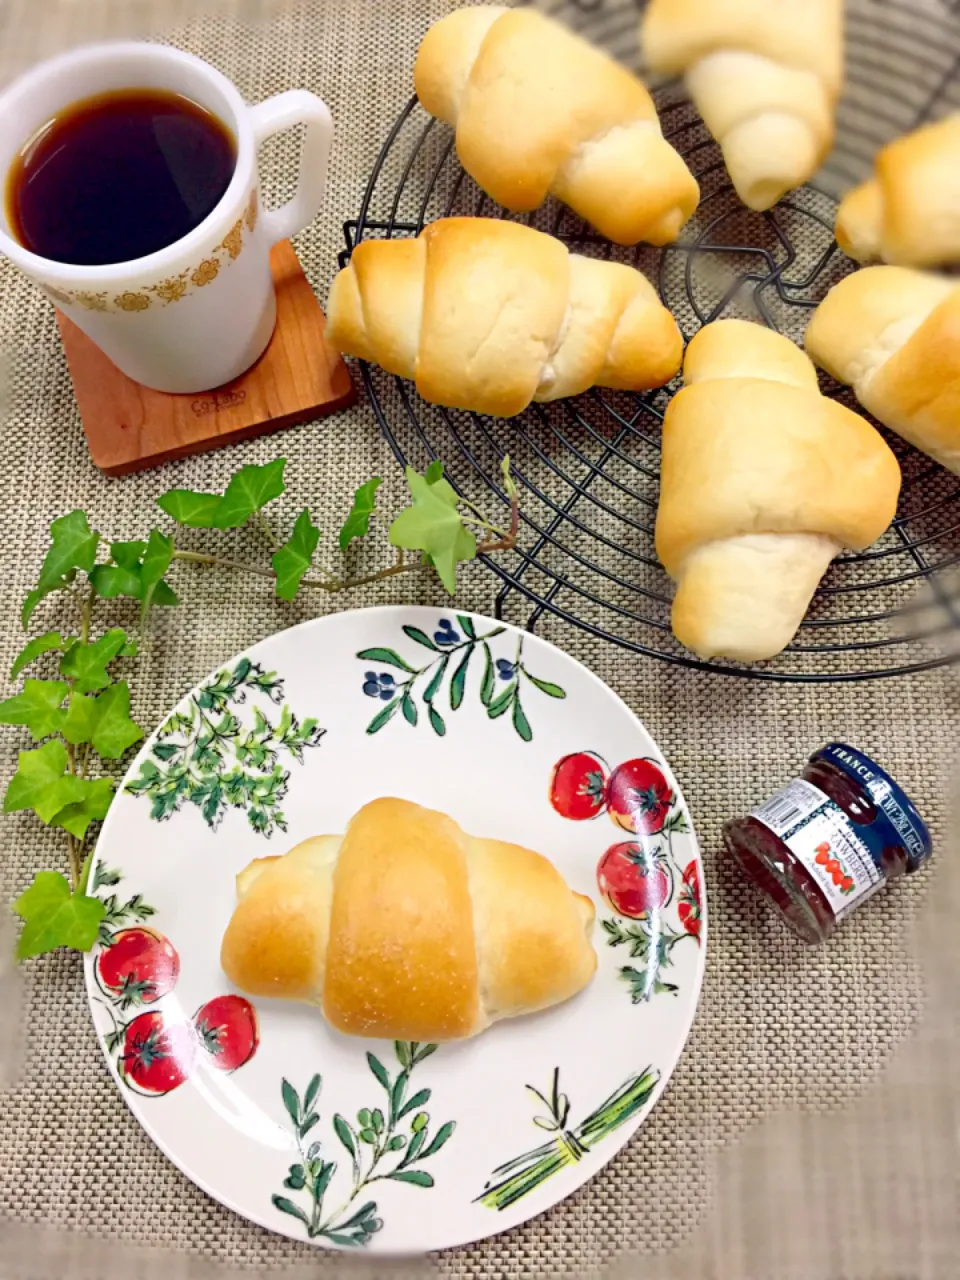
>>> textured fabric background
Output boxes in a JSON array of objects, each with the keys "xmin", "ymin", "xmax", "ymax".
[{"xmin": 0, "ymin": 1, "xmax": 958, "ymax": 1277}]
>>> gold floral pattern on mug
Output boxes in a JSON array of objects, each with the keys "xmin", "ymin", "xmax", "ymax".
[
  {"xmin": 45, "ymin": 286, "xmax": 73, "ymax": 308},
  {"xmin": 192, "ymin": 258, "xmax": 221, "ymax": 287},
  {"xmin": 73, "ymin": 291, "xmax": 110, "ymax": 312},
  {"xmin": 245, "ymin": 189, "xmax": 259, "ymax": 233},
  {"xmin": 219, "ymin": 220, "xmax": 244, "ymax": 260},
  {"xmin": 150, "ymin": 272, "xmax": 190, "ymax": 305},
  {"xmin": 114, "ymin": 291, "xmax": 151, "ymax": 312}
]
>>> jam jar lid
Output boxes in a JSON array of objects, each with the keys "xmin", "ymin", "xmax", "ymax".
[{"xmin": 813, "ymin": 742, "xmax": 932, "ymax": 871}]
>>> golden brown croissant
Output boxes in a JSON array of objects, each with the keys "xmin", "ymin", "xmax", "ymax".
[
  {"xmin": 805, "ymin": 265, "xmax": 960, "ymax": 474},
  {"xmin": 834, "ymin": 116, "xmax": 960, "ymax": 266},
  {"xmin": 642, "ymin": 0, "xmax": 843, "ymax": 211},
  {"xmin": 326, "ymin": 217, "xmax": 683, "ymax": 417},
  {"xmin": 220, "ymin": 797, "xmax": 598, "ymax": 1041},
  {"xmin": 414, "ymin": 6, "xmax": 699, "ymax": 245},
  {"xmin": 655, "ymin": 320, "xmax": 902, "ymax": 662}
]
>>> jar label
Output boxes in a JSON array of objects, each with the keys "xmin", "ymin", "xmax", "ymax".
[{"xmin": 751, "ymin": 778, "xmax": 883, "ymax": 921}]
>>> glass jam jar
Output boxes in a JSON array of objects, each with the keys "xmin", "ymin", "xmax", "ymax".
[{"xmin": 724, "ymin": 742, "xmax": 932, "ymax": 943}]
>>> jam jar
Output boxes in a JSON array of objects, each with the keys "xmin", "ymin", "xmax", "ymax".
[{"xmin": 724, "ymin": 742, "xmax": 932, "ymax": 943}]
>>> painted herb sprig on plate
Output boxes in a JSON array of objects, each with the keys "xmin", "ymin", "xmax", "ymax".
[
  {"xmin": 358, "ymin": 615, "xmax": 566, "ymax": 741},
  {"xmin": 272, "ymin": 1041, "xmax": 455, "ymax": 1246},
  {"xmin": 125, "ymin": 657, "xmax": 324, "ymax": 836},
  {"xmin": 478, "ymin": 1065, "xmax": 659, "ymax": 1210},
  {"xmin": 1, "ymin": 455, "xmax": 519, "ymax": 961}
]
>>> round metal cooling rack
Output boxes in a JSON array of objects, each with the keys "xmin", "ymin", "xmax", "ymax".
[{"xmin": 340, "ymin": 0, "xmax": 960, "ymax": 681}]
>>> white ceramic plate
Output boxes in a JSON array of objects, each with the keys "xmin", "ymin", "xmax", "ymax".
[{"xmin": 84, "ymin": 606, "xmax": 705, "ymax": 1252}]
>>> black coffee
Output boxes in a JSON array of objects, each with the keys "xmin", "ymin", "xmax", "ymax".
[{"xmin": 5, "ymin": 87, "xmax": 237, "ymax": 266}]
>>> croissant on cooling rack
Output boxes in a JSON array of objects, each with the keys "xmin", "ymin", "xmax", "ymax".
[
  {"xmin": 834, "ymin": 116, "xmax": 960, "ymax": 266},
  {"xmin": 806, "ymin": 266, "xmax": 960, "ymax": 474},
  {"xmin": 655, "ymin": 320, "xmax": 901, "ymax": 663},
  {"xmin": 221, "ymin": 797, "xmax": 598, "ymax": 1041},
  {"xmin": 325, "ymin": 217, "xmax": 683, "ymax": 417},
  {"xmin": 413, "ymin": 6, "xmax": 699, "ymax": 246},
  {"xmin": 641, "ymin": 0, "xmax": 843, "ymax": 211}
]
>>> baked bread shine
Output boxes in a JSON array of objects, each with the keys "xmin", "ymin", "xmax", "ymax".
[
  {"xmin": 414, "ymin": 6, "xmax": 699, "ymax": 245},
  {"xmin": 805, "ymin": 265, "xmax": 960, "ymax": 474},
  {"xmin": 220, "ymin": 797, "xmax": 598, "ymax": 1041},
  {"xmin": 326, "ymin": 217, "xmax": 683, "ymax": 417},
  {"xmin": 835, "ymin": 116, "xmax": 960, "ymax": 266},
  {"xmin": 642, "ymin": 0, "xmax": 843, "ymax": 211},
  {"xmin": 655, "ymin": 320, "xmax": 901, "ymax": 661}
]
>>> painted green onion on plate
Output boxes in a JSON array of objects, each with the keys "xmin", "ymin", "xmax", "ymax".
[{"xmin": 477, "ymin": 1065, "xmax": 660, "ymax": 1210}]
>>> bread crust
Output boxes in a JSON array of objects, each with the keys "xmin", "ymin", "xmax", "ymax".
[
  {"xmin": 835, "ymin": 116, "xmax": 960, "ymax": 267},
  {"xmin": 220, "ymin": 798, "xmax": 598, "ymax": 1041},
  {"xmin": 655, "ymin": 320, "xmax": 901, "ymax": 660},
  {"xmin": 642, "ymin": 0, "xmax": 843, "ymax": 211},
  {"xmin": 326, "ymin": 218, "xmax": 682, "ymax": 416},
  {"xmin": 806, "ymin": 266, "xmax": 960, "ymax": 472},
  {"xmin": 414, "ymin": 7, "xmax": 698, "ymax": 244}
]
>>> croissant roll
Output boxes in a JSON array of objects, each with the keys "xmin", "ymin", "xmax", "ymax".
[
  {"xmin": 326, "ymin": 217, "xmax": 683, "ymax": 418},
  {"xmin": 220, "ymin": 797, "xmax": 598, "ymax": 1042},
  {"xmin": 835, "ymin": 116, "xmax": 960, "ymax": 267},
  {"xmin": 414, "ymin": 6, "xmax": 699, "ymax": 246},
  {"xmin": 806, "ymin": 265, "xmax": 960, "ymax": 474},
  {"xmin": 655, "ymin": 320, "xmax": 901, "ymax": 662},
  {"xmin": 642, "ymin": 0, "xmax": 843, "ymax": 212}
]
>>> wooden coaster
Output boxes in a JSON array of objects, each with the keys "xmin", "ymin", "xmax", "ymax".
[{"xmin": 56, "ymin": 240, "xmax": 356, "ymax": 476}]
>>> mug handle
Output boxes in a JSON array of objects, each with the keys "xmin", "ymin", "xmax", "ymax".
[{"xmin": 247, "ymin": 90, "xmax": 333, "ymax": 245}]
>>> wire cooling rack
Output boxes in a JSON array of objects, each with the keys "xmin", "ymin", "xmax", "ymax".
[{"xmin": 340, "ymin": 0, "xmax": 960, "ymax": 681}]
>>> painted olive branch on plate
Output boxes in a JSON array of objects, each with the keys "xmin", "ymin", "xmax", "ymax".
[
  {"xmin": 0, "ymin": 455, "xmax": 520, "ymax": 961},
  {"xmin": 272, "ymin": 1040, "xmax": 455, "ymax": 1246},
  {"xmin": 357, "ymin": 615, "xmax": 566, "ymax": 741}
]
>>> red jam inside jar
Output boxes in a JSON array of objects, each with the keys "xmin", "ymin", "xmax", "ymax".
[{"xmin": 723, "ymin": 742, "xmax": 932, "ymax": 944}]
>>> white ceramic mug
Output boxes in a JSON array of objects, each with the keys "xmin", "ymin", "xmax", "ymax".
[{"xmin": 0, "ymin": 43, "xmax": 333, "ymax": 393}]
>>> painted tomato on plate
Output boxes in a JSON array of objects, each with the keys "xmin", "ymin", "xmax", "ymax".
[
  {"xmin": 606, "ymin": 758, "xmax": 675, "ymax": 835},
  {"xmin": 194, "ymin": 994, "xmax": 259, "ymax": 1072},
  {"xmin": 120, "ymin": 1010, "xmax": 197, "ymax": 1095},
  {"xmin": 96, "ymin": 928, "xmax": 180, "ymax": 1009},
  {"xmin": 597, "ymin": 841, "xmax": 672, "ymax": 919},
  {"xmin": 678, "ymin": 859, "xmax": 702, "ymax": 939},
  {"xmin": 549, "ymin": 751, "xmax": 608, "ymax": 820}
]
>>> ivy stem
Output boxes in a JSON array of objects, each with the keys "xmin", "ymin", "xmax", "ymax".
[
  {"xmin": 172, "ymin": 492, "xmax": 518, "ymax": 594},
  {"xmin": 257, "ymin": 511, "xmax": 280, "ymax": 553}
]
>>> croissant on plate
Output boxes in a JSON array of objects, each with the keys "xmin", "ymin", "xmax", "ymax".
[
  {"xmin": 326, "ymin": 217, "xmax": 683, "ymax": 417},
  {"xmin": 655, "ymin": 320, "xmax": 901, "ymax": 662},
  {"xmin": 414, "ymin": 6, "xmax": 699, "ymax": 245},
  {"xmin": 834, "ymin": 116, "xmax": 960, "ymax": 267},
  {"xmin": 641, "ymin": 0, "xmax": 843, "ymax": 211},
  {"xmin": 220, "ymin": 797, "xmax": 598, "ymax": 1041},
  {"xmin": 805, "ymin": 265, "xmax": 960, "ymax": 474}
]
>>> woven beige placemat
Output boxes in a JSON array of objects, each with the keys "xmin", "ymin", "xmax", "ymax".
[{"xmin": 0, "ymin": 2, "xmax": 958, "ymax": 1277}]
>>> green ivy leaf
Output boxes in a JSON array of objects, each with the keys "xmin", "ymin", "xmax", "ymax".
[
  {"xmin": 156, "ymin": 490, "xmax": 222, "ymax": 528},
  {"xmin": 339, "ymin": 477, "xmax": 382, "ymax": 550},
  {"xmin": 389, "ymin": 467, "xmax": 476, "ymax": 595},
  {"xmin": 0, "ymin": 679, "xmax": 68, "ymax": 740},
  {"xmin": 272, "ymin": 509, "xmax": 320, "ymax": 601},
  {"xmin": 3, "ymin": 740, "xmax": 86, "ymax": 822},
  {"xmin": 110, "ymin": 540, "xmax": 147, "ymax": 569},
  {"xmin": 12, "ymin": 870, "xmax": 106, "ymax": 960},
  {"xmin": 23, "ymin": 511, "xmax": 101, "ymax": 628},
  {"xmin": 424, "ymin": 460, "xmax": 444, "ymax": 485},
  {"xmin": 61, "ymin": 681, "xmax": 143, "ymax": 759},
  {"xmin": 50, "ymin": 777, "xmax": 115, "ymax": 838},
  {"xmin": 10, "ymin": 632, "xmax": 66, "ymax": 680},
  {"xmin": 59, "ymin": 629, "xmax": 131, "ymax": 693},
  {"xmin": 89, "ymin": 565, "xmax": 142, "ymax": 600},
  {"xmin": 140, "ymin": 529, "xmax": 175, "ymax": 590},
  {"xmin": 212, "ymin": 459, "xmax": 286, "ymax": 529}
]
